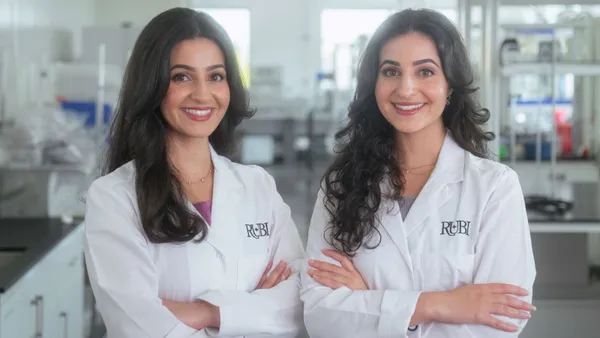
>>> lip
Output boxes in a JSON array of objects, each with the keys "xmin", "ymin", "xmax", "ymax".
[
  {"xmin": 394, "ymin": 102, "xmax": 422, "ymax": 106},
  {"xmin": 182, "ymin": 106, "xmax": 213, "ymax": 110},
  {"xmin": 180, "ymin": 108, "xmax": 214, "ymax": 122},
  {"xmin": 393, "ymin": 103, "xmax": 425, "ymax": 117}
]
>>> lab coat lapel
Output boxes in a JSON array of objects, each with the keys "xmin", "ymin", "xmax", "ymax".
[
  {"xmin": 377, "ymin": 198, "xmax": 415, "ymax": 276},
  {"xmin": 402, "ymin": 132, "xmax": 464, "ymax": 236},
  {"xmin": 201, "ymin": 146, "xmax": 243, "ymax": 258}
]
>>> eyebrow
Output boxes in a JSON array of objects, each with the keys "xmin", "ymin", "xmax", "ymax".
[
  {"xmin": 380, "ymin": 58, "xmax": 440, "ymax": 68},
  {"xmin": 170, "ymin": 64, "xmax": 226, "ymax": 72}
]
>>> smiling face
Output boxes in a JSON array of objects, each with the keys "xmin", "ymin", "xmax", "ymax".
[
  {"xmin": 375, "ymin": 31, "xmax": 450, "ymax": 136},
  {"xmin": 160, "ymin": 38, "xmax": 230, "ymax": 141}
]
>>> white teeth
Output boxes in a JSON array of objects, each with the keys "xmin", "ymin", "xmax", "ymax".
[
  {"xmin": 183, "ymin": 109, "xmax": 211, "ymax": 116},
  {"xmin": 394, "ymin": 103, "xmax": 424, "ymax": 110}
]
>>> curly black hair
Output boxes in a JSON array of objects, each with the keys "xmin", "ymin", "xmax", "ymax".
[
  {"xmin": 103, "ymin": 8, "xmax": 254, "ymax": 244},
  {"xmin": 321, "ymin": 8, "xmax": 494, "ymax": 256}
]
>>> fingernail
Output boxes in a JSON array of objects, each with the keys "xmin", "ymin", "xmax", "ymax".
[
  {"xmin": 521, "ymin": 311, "xmax": 531, "ymax": 318},
  {"xmin": 532, "ymin": 305, "xmax": 537, "ymax": 311},
  {"xmin": 308, "ymin": 259, "xmax": 314, "ymax": 264}
]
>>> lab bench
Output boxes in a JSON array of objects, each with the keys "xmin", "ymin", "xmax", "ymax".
[
  {"xmin": 521, "ymin": 182, "xmax": 600, "ymax": 338},
  {"xmin": 0, "ymin": 218, "xmax": 85, "ymax": 338}
]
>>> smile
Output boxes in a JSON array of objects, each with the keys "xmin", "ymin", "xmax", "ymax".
[
  {"xmin": 393, "ymin": 103, "xmax": 425, "ymax": 116},
  {"xmin": 182, "ymin": 108, "xmax": 212, "ymax": 116},
  {"xmin": 181, "ymin": 108, "xmax": 213, "ymax": 122},
  {"xmin": 394, "ymin": 103, "xmax": 424, "ymax": 110}
]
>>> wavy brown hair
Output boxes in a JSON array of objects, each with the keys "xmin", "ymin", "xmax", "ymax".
[
  {"xmin": 322, "ymin": 9, "xmax": 494, "ymax": 256},
  {"xmin": 104, "ymin": 8, "xmax": 254, "ymax": 243}
]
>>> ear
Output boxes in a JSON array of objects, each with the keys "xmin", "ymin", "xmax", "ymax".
[{"xmin": 448, "ymin": 88, "xmax": 453, "ymax": 96}]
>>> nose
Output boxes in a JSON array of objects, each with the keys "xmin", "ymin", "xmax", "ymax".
[
  {"xmin": 394, "ymin": 74, "xmax": 417, "ymax": 98},
  {"xmin": 190, "ymin": 80, "xmax": 210, "ymax": 101}
]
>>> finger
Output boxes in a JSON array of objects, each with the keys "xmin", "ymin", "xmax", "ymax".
[
  {"xmin": 256, "ymin": 260, "xmax": 274, "ymax": 288},
  {"xmin": 322, "ymin": 250, "xmax": 356, "ymax": 271},
  {"xmin": 308, "ymin": 259, "xmax": 347, "ymax": 276},
  {"xmin": 312, "ymin": 275, "xmax": 345, "ymax": 289},
  {"xmin": 481, "ymin": 315, "xmax": 520, "ymax": 333},
  {"xmin": 487, "ymin": 283, "xmax": 529, "ymax": 296},
  {"xmin": 495, "ymin": 294, "xmax": 537, "ymax": 312},
  {"xmin": 491, "ymin": 303, "xmax": 531, "ymax": 320},
  {"xmin": 311, "ymin": 270, "xmax": 349, "ymax": 286},
  {"xmin": 276, "ymin": 269, "xmax": 289, "ymax": 285},
  {"xmin": 284, "ymin": 267, "xmax": 292, "ymax": 280},
  {"xmin": 263, "ymin": 261, "xmax": 287, "ymax": 288}
]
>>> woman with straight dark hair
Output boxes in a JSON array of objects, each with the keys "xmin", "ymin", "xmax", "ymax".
[
  {"xmin": 84, "ymin": 7, "xmax": 304, "ymax": 338},
  {"xmin": 301, "ymin": 8, "xmax": 536, "ymax": 338}
]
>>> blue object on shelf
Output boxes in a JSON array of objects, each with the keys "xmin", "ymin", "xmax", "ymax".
[
  {"xmin": 60, "ymin": 101, "xmax": 112, "ymax": 127},
  {"xmin": 515, "ymin": 28, "xmax": 554, "ymax": 35},
  {"xmin": 524, "ymin": 141, "xmax": 552, "ymax": 161},
  {"xmin": 513, "ymin": 98, "xmax": 572, "ymax": 105}
]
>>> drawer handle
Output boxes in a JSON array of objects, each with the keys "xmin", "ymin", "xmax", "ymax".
[
  {"xmin": 60, "ymin": 312, "xmax": 68, "ymax": 338},
  {"xmin": 30, "ymin": 295, "xmax": 44, "ymax": 338}
]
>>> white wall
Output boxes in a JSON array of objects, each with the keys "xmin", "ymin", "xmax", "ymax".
[
  {"xmin": 0, "ymin": 0, "xmax": 95, "ymax": 118},
  {"xmin": 94, "ymin": 0, "xmax": 186, "ymax": 26},
  {"xmin": 91, "ymin": 0, "xmax": 600, "ymax": 101}
]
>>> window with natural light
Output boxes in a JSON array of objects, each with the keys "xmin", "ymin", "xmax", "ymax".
[
  {"xmin": 320, "ymin": 8, "xmax": 458, "ymax": 91},
  {"xmin": 196, "ymin": 8, "xmax": 251, "ymax": 87},
  {"xmin": 320, "ymin": 9, "xmax": 394, "ymax": 91}
]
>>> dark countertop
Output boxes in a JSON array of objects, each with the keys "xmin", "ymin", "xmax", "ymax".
[
  {"xmin": 0, "ymin": 218, "xmax": 82, "ymax": 293},
  {"xmin": 524, "ymin": 182, "xmax": 600, "ymax": 223}
]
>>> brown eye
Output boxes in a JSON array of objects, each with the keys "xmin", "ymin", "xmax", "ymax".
[
  {"xmin": 172, "ymin": 73, "xmax": 190, "ymax": 82},
  {"xmin": 419, "ymin": 69, "xmax": 434, "ymax": 77},
  {"xmin": 382, "ymin": 68, "xmax": 399, "ymax": 77},
  {"xmin": 210, "ymin": 73, "xmax": 225, "ymax": 81}
]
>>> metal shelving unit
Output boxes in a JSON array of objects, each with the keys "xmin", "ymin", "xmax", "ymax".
[{"xmin": 494, "ymin": 20, "xmax": 600, "ymax": 189}]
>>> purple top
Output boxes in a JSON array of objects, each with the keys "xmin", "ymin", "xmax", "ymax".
[{"xmin": 193, "ymin": 200, "xmax": 213, "ymax": 226}]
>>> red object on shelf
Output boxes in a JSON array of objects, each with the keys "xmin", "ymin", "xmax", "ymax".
[
  {"xmin": 553, "ymin": 110, "xmax": 572, "ymax": 156},
  {"xmin": 556, "ymin": 123, "xmax": 572, "ymax": 155}
]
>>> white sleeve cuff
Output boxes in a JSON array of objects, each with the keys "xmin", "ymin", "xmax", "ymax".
[{"xmin": 378, "ymin": 290, "xmax": 422, "ymax": 337}]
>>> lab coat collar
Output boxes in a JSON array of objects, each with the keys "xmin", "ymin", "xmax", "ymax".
[
  {"xmin": 191, "ymin": 144, "xmax": 243, "ymax": 257},
  {"xmin": 378, "ymin": 131, "xmax": 465, "ymax": 273},
  {"xmin": 402, "ymin": 131, "xmax": 464, "ymax": 234},
  {"xmin": 429, "ymin": 131, "xmax": 465, "ymax": 184}
]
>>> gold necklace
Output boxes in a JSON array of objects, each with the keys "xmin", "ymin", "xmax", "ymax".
[
  {"xmin": 182, "ymin": 165, "xmax": 214, "ymax": 185},
  {"xmin": 403, "ymin": 163, "xmax": 435, "ymax": 175}
]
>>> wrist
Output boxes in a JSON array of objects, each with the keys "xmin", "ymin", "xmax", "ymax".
[
  {"xmin": 209, "ymin": 303, "xmax": 221, "ymax": 328},
  {"xmin": 415, "ymin": 292, "xmax": 443, "ymax": 324},
  {"xmin": 199, "ymin": 301, "xmax": 220, "ymax": 328}
]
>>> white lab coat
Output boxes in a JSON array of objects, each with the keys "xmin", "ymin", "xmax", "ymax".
[
  {"xmin": 301, "ymin": 133, "xmax": 536, "ymax": 338},
  {"xmin": 84, "ymin": 146, "xmax": 306, "ymax": 338}
]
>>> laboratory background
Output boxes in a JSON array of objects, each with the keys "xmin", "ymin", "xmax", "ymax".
[{"xmin": 0, "ymin": 0, "xmax": 599, "ymax": 337}]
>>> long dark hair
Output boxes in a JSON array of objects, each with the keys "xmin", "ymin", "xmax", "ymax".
[
  {"xmin": 103, "ymin": 8, "xmax": 254, "ymax": 243},
  {"xmin": 322, "ymin": 9, "xmax": 494, "ymax": 256}
]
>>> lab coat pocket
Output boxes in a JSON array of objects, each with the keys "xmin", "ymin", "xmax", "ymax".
[
  {"xmin": 420, "ymin": 252, "xmax": 476, "ymax": 291},
  {"xmin": 237, "ymin": 240, "xmax": 270, "ymax": 291}
]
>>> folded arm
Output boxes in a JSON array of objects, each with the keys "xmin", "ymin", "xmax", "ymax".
[
  {"xmin": 84, "ymin": 181, "xmax": 210, "ymax": 338},
  {"xmin": 198, "ymin": 170, "xmax": 306, "ymax": 337},
  {"xmin": 464, "ymin": 169, "xmax": 536, "ymax": 336},
  {"xmin": 300, "ymin": 190, "xmax": 421, "ymax": 338}
]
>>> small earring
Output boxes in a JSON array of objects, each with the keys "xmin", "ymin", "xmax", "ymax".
[{"xmin": 446, "ymin": 96, "xmax": 451, "ymax": 106}]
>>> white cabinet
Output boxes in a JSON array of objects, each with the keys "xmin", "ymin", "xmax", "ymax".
[{"xmin": 0, "ymin": 224, "xmax": 85, "ymax": 338}]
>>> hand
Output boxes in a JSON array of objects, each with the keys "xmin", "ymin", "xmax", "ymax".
[
  {"xmin": 255, "ymin": 260, "xmax": 292, "ymax": 290},
  {"xmin": 432, "ymin": 283, "xmax": 536, "ymax": 332},
  {"xmin": 162, "ymin": 299, "xmax": 220, "ymax": 330},
  {"xmin": 307, "ymin": 249, "xmax": 368, "ymax": 290}
]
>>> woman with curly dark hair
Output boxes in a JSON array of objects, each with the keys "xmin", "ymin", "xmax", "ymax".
[
  {"xmin": 83, "ymin": 8, "xmax": 304, "ymax": 338},
  {"xmin": 301, "ymin": 8, "xmax": 536, "ymax": 338}
]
